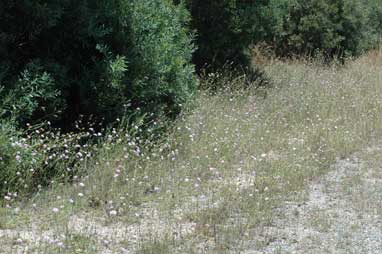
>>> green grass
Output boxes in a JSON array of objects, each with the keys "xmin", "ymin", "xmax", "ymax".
[{"xmin": 2, "ymin": 50, "xmax": 382, "ymax": 253}]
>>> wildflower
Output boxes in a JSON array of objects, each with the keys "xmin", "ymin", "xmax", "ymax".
[
  {"xmin": 109, "ymin": 210, "xmax": 117, "ymax": 216},
  {"xmin": 52, "ymin": 207, "xmax": 59, "ymax": 213},
  {"xmin": 56, "ymin": 242, "xmax": 65, "ymax": 248}
]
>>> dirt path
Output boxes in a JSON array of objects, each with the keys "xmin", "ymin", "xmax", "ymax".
[{"xmin": 246, "ymin": 146, "xmax": 382, "ymax": 254}]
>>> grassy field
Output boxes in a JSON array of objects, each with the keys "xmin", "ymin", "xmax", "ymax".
[{"xmin": 2, "ymin": 49, "xmax": 382, "ymax": 253}]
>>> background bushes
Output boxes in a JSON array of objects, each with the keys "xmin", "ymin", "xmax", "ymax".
[
  {"xmin": 361, "ymin": 0, "xmax": 382, "ymax": 51},
  {"xmin": 275, "ymin": 0, "xmax": 365, "ymax": 58},
  {"xmin": 0, "ymin": 0, "xmax": 196, "ymax": 127},
  {"xmin": 2, "ymin": 0, "xmax": 381, "ymax": 129},
  {"xmin": 251, "ymin": 0, "xmax": 382, "ymax": 59},
  {"xmin": 183, "ymin": 0, "xmax": 261, "ymax": 72},
  {"xmin": 180, "ymin": 0, "xmax": 382, "ymax": 74}
]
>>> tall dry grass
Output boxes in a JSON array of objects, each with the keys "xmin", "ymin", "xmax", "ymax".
[{"xmin": 2, "ymin": 52, "xmax": 382, "ymax": 253}]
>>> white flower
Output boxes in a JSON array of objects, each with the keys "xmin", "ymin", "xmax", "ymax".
[
  {"xmin": 109, "ymin": 210, "xmax": 117, "ymax": 216},
  {"xmin": 52, "ymin": 207, "xmax": 59, "ymax": 213}
]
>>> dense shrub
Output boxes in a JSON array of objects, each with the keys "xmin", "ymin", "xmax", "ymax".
[
  {"xmin": 126, "ymin": 0, "xmax": 196, "ymax": 117},
  {"xmin": 361, "ymin": 0, "xmax": 382, "ymax": 50},
  {"xmin": 182, "ymin": 0, "xmax": 382, "ymax": 64},
  {"xmin": 0, "ymin": 0, "xmax": 196, "ymax": 127},
  {"xmin": 269, "ymin": 0, "xmax": 366, "ymax": 58},
  {"xmin": 252, "ymin": 0, "xmax": 382, "ymax": 59},
  {"xmin": 183, "ymin": 0, "xmax": 261, "ymax": 71}
]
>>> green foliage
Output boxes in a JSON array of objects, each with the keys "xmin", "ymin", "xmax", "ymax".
[
  {"xmin": 0, "ymin": 62, "xmax": 63, "ymax": 122},
  {"xmin": 360, "ymin": 0, "xmax": 382, "ymax": 50},
  {"xmin": 126, "ymin": 0, "xmax": 196, "ymax": 117},
  {"xmin": 183, "ymin": 0, "xmax": 261, "ymax": 71},
  {"xmin": 368, "ymin": 1, "xmax": 382, "ymax": 35},
  {"xmin": 268, "ymin": 0, "xmax": 366, "ymax": 57},
  {"xmin": 182, "ymin": 0, "xmax": 382, "ymax": 63},
  {"xmin": 252, "ymin": 0, "xmax": 382, "ymax": 58},
  {"xmin": 0, "ymin": 0, "xmax": 196, "ymax": 126}
]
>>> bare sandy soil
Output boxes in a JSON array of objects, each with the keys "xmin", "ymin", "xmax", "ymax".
[{"xmin": 246, "ymin": 145, "xmax": 382, "ymax": 254}]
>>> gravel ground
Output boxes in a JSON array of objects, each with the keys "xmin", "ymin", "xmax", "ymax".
[
  {"xmin": 246, "ymin": 146, "xmax": 382, "ymax": 254},
  {"xmin": 2, "ymin": 145, "xmax": 382, "ymax": 253}
]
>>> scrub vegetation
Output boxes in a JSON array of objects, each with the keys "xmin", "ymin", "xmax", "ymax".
[{"xmin": 1, "ymin": 0, "xmax": 382, "ymax": 253}]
